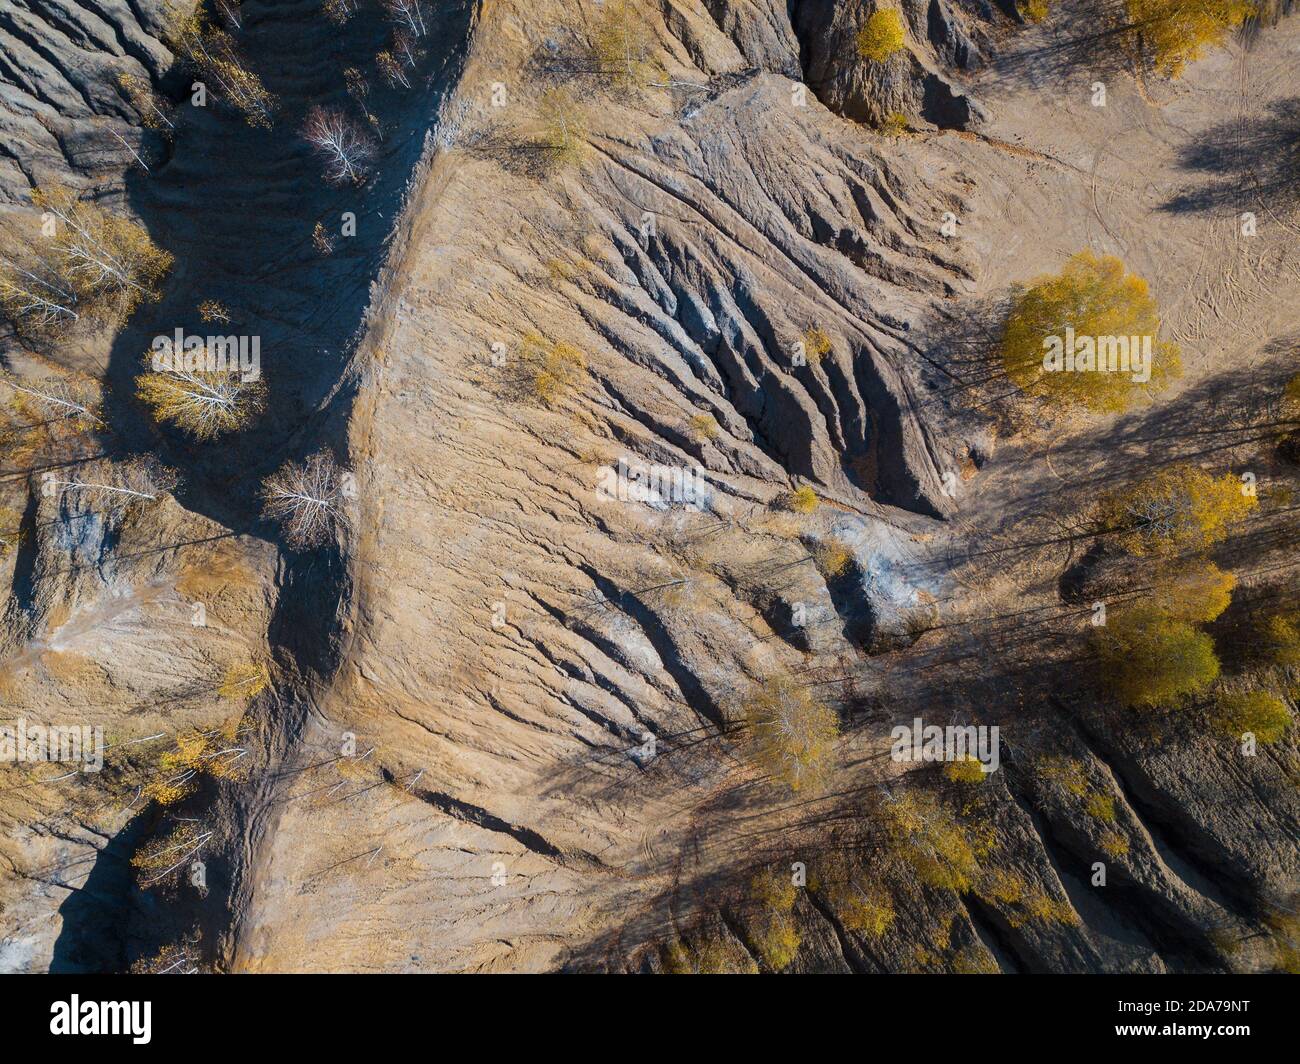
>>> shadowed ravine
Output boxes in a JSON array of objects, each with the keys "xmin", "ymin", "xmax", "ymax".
[{"xmin": 53, "ymin": 0, "xmax": 477, "ymax": 972}]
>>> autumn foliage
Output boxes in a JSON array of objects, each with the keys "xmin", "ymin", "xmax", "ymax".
[
  {"xmin": 1001, "ymin": 251, "xmax": 1181, "ymax": 414},
  {"xmin": 1094, "ymin": 603, "xmax": 1221, "ymax": 708},
  {"xmin": 1125, "ymin": 0, "xmax": 1256, "ymax": 78},
  {"xmin": 0, "ymin": 186, "xmax": 172, "ymax": 335},
  {"xmin": 856, "ymin": 9, "xmax": 907, "ymax": 62},
  {"xmin": 741, "ymin": 675, "xmax": 839, "ymax": 792},
  {"xmin": 1101, "ymin": 464, "xmax": 1256, "ymax": 556}
]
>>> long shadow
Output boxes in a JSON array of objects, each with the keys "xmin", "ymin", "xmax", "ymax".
[
  {"xmin": 52, "ymin": 0, "xmax": 478, "ymax": 972},
  {"xmin": 1162, "ymin": 96, "xmax": 1300, "ymax": 215},
  {"xmin": 50, "ymin": 808, "xmax": 153, "ymax": 973}
]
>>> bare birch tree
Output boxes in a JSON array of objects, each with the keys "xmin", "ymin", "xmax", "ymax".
[
  {"xmin": 301, "ymin": 106, "xmax": 377, "ymax": 186},
  {"xmin": 261, "ymin": 450, "xmax": 351, "ymax": 549},
  {"xmin": 382, "ymin": 0, "xmax": 426, "ymax": 38},
  {"xmin": 44, "ymin": 456, "xmax": 179, "ymax": 512},
  {"xmin": 136, "ymin": 354, "xmax": 265, "ymax": 440}
]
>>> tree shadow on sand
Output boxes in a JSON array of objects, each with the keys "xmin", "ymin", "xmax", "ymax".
[{"xmin": 1162, "ymin": 97, "xmax": 1300, "ymax": 215}]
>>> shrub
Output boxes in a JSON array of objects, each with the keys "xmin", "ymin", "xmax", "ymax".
[
  {"xmin": 944, "ymin": 756, "xmax": 987, "ymax": 785},
  {"xmin": 689, "ymin": 413, "xmax": 720, "ymax": 441},
  {"xmin": 1212, "ymin": 690, "xmax": 1291, "ymax": 744},
  {"xmin": 876, "ymin": 111, "xmax": 910, "ymax": 137},
  {"xmin": 826, "ymin": 876, "xmax": 895, "ymax": 936},
  {"xmin": 517, "ymin": 333, "xmax": 587, "ymax": 406},
  {"xmin": 1085, "ymin": 792, "xmax": 1117, "ymax": 822},
  {"xmin": 883, "ymin": 790, "xmax": 985, "ymax": 893},
  {"xmin": 801, "ymin": 326, "xmax": 832, "ymax": 363},
  {"xmin": 782, "ymin": 485, "xmax": 819, "ymax": 513},
  {"xmin": 856, "ymin": 9, "xmax": 907, "ymax": 62},
  {"xmin": 1100, "ymin": 832, "xmax": 1131, "ymax": 858},
  {"xmin": 1001, "ymin": 250, "xmax": 1181, "ymax": 414},
  {"xmin": 812, "ymin": 537, "xmax": 853, "ymax": 578},
  {"xmin": 663, "ymin": 932, "xmax": 756, "ymax": 974},
  {"xmin": 748, "ymin": 872, "xmax": 802, "ymax": 970}
]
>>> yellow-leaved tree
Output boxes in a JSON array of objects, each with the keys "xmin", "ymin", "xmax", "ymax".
[
  {"xmin": 748, "ymin": 869, "xmax": 801, "ymax": 970},
  {"xmin": 166, "ymin": 2, "xmax": 275, "ymax": 127},
  {"xmin": 1147, "ymin": 560, "xmax": 1236, "ymax": 623},
  {"xmin": 1125, "ymin": 0, "xmax": 1257, "ymax": 78},
  {"xmin": 0, "ymin": 186, "xmax": 172, "ymax": 335},
  {"xmin": 136, "ymin": 353, "xmax": 265, "ymax": 439},
  {"xmin": 1212, "ymin": 690, "xmax": 1291, "ymax": 744},
  {"xmin": 536, "ymin": 86, "xmax": 587, "ymax": 168},
  {"xmin": 1101, "ymin": 464, "xmax": 1257, "ymax": 556},
  {"xmin": 1093, "ymin": 603, "xmax": 1221, "ymax": 707},
  {"xmin": 1001, "ymin": 250, "xmax": 1181, "ymax": 414},
  {"xmin": 591, "ymin": 0, "xmax": 662, "ymax": 90}
]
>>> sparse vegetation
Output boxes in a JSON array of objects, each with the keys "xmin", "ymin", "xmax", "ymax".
[
  {"xmin": 515, "ymin": 333, "xmax": 587, "ymax": 406},
  {"xmin": 167, "ymin": 1, "xmax": 276, "ymax": 127}
]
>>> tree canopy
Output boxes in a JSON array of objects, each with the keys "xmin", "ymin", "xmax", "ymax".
[
  {"xmin": 1094, "ymin": 604, "xmax": 1221, "ymax": 707},
  {"xmin": 1102, "ymin": 464, "xmax": 1257, "ymax": 556},
  {"xmin": 1001, "ymin": 250, "xmax": 1181, "ymax": 414}
]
